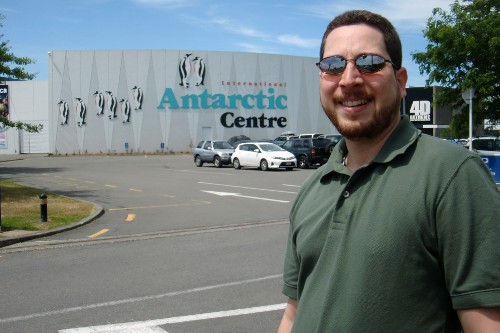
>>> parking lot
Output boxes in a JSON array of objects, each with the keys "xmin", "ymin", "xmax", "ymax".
[{"xmin": 0, "ymin": 154, "xmax": 315, "ymax": 332}]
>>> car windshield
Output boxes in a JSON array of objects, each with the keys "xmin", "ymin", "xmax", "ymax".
[
  {"xmin": 260, "ymin": 144, "xmax": 284, "ymax": 152},
  {"xmin": 213, "ymin": 142, "xmax": 233, "ymax": 149}
]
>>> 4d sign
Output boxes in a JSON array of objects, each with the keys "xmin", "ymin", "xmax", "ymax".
[{"xmin": 409, "ymin": 100, "xmax": 431, "ymax": 122}]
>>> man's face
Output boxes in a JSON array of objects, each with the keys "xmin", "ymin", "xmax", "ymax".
[{"xmin": 319, "ymin": 24, "xmax": 407, "ymax": 140}]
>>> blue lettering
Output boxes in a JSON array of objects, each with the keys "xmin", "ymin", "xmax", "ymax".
[
  {"xmin": 181, "ymin": 93, "xmax": 200, "ymax": 109},
  {"xmin": 211, "ymin": 94, "xmax": 227, "ymax": 108},
  {"xmin": 242, "ymin": 95, "xmax": 255, "ymax": 109},
  {"xmin": 158, "ymin": 88, "xmax": 287, "ymax": 110},
  {"xmin": 228, "ymin": 94, "xmax": 242, "ymax": 109},
  {"xmin": 267, "ymin": 88, "xmax": 275, "ymax": 109},
  {"xmin": 276, "ymin": 95, "xmax": 287, "ymax": 109},
  {"xmin": 157, "ymin": 88, "xmax": 179, "ymax": 109}
]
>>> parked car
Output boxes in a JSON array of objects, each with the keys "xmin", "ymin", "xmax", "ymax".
[
  {"xmin": 227, "ymin": 135, "xmax": 251, "ymax": 147},
  {"xmin": 298, "ymin": 133, "xmax": 324, "ymax": 138},
  {"xmin": 280, "ymin": 138, "xmax": 330, "ymax": 168},
  {"xmin": 470, "ymin": 137, "xmax": 500, "ymax": 153},
  {"xmin": 273, "ymin": 135, "xmax": 296, "ymax": 145},
  {"xmin": 193, "ymin": 140, "xmax": 234, "ymax": 167},
  {"xmin": 273, "ymin": 131, "xmax": 297, "ymax": 145},
  {"xmin": 321, "ymin": 134, "xmax": 343, "ymax": 155},
  {"xmin": 232, "ymin": 142, "xmax": 296, "ymax": 171}
]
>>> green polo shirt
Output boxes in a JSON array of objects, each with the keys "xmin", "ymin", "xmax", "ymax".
[{"xmin": 283, "ymin": 116, "xmax": 500, "ymax": 332}]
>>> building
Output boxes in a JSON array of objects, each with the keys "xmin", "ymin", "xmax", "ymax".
[
  {"xmin": 0, "ymin": 49, "xmax": 462, "ymax": 155},
  {"xmin": 46, "ymin": 49, "xmax": 336, "ymax": 154}
]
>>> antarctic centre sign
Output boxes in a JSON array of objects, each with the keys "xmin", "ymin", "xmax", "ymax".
[
  {"xmin": 156, "ymin": 86, "xmax": 288, "ymax": 129},
  {"xmin": 155, "ymin": 52, "xmax": 290, "ymax": 129}
]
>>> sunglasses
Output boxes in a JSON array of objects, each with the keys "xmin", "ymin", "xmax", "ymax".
[{"xmin": 316, "ymin": 54, "xmax": 397, "ymax": 75}]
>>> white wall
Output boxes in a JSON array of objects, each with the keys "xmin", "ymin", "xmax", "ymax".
[
  {"xmin": 48, "ymin": 50, "xmax": 335, "ymax": 154},
  {"xmin": 0, "ymin": 81, "xmax": 49, "ymax": 154}
]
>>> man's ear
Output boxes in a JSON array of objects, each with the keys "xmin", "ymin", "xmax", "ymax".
[{"xmin": 396, "ymin": 67, "xmax": 408, "ymax": 98}]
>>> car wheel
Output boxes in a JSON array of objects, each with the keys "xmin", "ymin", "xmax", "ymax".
[
  {"xmin": 233, "ymin": 158, "xmax": 241, "ymax": 169},
  {"xmin": 214, "ymin": 156, "xmax": 222, "ymax": 168},
  {"xmin": 298, "ymin": 156, "xmax": 309, "ymax": 169},
  {"xmin": 260, "ymin": 159, "xmax": 269, "ymax": 171},
  {"xmin": 195, "ymin": 155, "xmax": 203, "ymax": 167},
  {"xmin": 327, "ymin": 144, "xmax": 335, "ymax": 155}
]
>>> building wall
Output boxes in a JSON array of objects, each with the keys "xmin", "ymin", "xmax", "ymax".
[
  {"xmin": 48, "ymin": 50, "xmax": 335, "ymax": 154},
  {"xmin": 0, "ymin": 81, "xmax": 49, "ymax": 154}
]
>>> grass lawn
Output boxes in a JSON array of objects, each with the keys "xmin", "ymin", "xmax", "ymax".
[{"xmin": 0, "ymin": 179, "xmax": 96, "ymax": 233}]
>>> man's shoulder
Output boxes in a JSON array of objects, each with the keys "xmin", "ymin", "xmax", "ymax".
[{"xmin": 416, "ymin": 134, "xmax": 473, "ymax": 162}]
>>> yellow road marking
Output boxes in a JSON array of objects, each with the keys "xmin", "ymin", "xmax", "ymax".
[
  {"xmin": 88, "ymin": 229, "xmax": 110, "ymax": 238},
  {"xmin": 129, "ymin": 189, "xmax": 143, "ymax": 192},
  {"xmin": 125, "ymin": 214, "xmax": 136, "ymax": 222}
]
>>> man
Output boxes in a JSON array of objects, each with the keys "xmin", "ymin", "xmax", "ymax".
[{"xmin": 277, "ymin": 10, "xmax": 500, "ymax": 333}]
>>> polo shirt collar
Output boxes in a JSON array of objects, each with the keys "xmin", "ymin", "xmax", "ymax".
[{"xmin": 321, "ymin": 115, "xmax": 421, "ymax": 178}]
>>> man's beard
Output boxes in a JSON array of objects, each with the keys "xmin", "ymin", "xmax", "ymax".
[{"xmin": 321, "ymin": 97, "xmax": 401, "ymax": 141}]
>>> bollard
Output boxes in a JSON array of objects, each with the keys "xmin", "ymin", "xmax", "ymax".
[{"xmin": 39, "ymin": 193, "xmax": 48, "ymax": 222}]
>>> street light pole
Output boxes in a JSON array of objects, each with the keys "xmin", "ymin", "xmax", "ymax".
[{"xmin": 462, "ymin": 88, "xmax": 475, "ymax": 151}]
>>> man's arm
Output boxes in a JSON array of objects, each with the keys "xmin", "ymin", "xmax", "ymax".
[
  {"xmin": 458, "ymin": 307, "xmax": 500, "ymax": 333},
  {"xmin": 277, "ymin": 298, "xmax": 298, "ymax": 333}
]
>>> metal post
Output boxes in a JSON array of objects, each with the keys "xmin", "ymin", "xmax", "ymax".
[
  {"xmin": 39, "ymin": 193, "xmax": 48, "ymax": 222},
  {"xmin": 0, "ymin": 186, "xmax": 2, "ymax": 232},
  {"xmin": 461, "ymin": 88, "xmax": 475, "ymax": 151},
  {"xmin": 469, "ymin": 98, "xmax": 473, "ymax": 152}
]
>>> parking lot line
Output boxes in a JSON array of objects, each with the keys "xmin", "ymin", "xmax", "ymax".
[
  {"xmin": 59, "ymin": 303, "xmax": 286, "ymax": 333},
  {"xmin": 198, "ymin": 182, "xmax": 297, "ymax": 194},
  {"xmin": 107, "ymin": 202, "xmax": 211, "ymax": 211},
  {"xmin": 1, "ymin": 274, "xmax": 282, "ymax": 325},
  {"xmin": 202, "ymin": 190, "xmax": 290, "ymax": 203}
]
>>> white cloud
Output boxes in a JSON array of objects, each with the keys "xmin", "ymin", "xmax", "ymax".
[
  {"xmin": 277, "ymin": 34, "xmax": 320, "ymax": 48},
  {"xmin": 132, "ymin": 0, "xmax": 193, "ymax": 9},
  {"xmin": 302, "ymin": 0, "xmax": 455, "ymax": 30},
  {"xmin": 211, "ymin": 18, "xmax": 270, "ymax": 39},
  {"xmin": 237, "ymin": 42, "xmax": 276, "ymax": 54}
]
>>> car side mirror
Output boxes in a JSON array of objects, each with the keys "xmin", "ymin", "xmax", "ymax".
[{"xmin": 253, "ymin": 149, "xmax": 260, "ymax": 153}]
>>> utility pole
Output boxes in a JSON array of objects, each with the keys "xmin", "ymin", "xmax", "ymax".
[{"xmin": 461, "ymin": 88, "xmax": 476, "ymax": 151}]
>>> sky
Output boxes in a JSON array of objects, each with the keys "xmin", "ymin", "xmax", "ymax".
[{"xmin": 1, "ymin": 0, "xmax": 455, "ymax": 87}]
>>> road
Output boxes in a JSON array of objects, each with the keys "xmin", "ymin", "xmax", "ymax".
[{"xmin": 0, "ymin": 154, "xmax": 314, "ymax": 332}]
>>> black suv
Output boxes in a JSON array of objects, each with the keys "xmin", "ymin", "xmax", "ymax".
[
  {"xmin": 321, "ymin": 134, "xmax": 343, "ymax": 155},
  {"xmin": 280, "ymin": 138, "xmax": 330, "ymax": 168}
]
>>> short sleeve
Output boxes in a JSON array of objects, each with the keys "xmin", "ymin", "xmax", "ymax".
[
  {"xmin": 282, "ymin": 224, "xmax": 299, "ymax": 300},
  {"xmin": 436, "ymin": 155, "xmax": 500, "ymax": 309}
]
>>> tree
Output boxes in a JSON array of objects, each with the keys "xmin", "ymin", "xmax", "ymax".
[
  {"xmin": 0, "ymin": 13, "xmax": 42, "ymax": 133},
  {"xmin": 412, "ymin": 0, "xmax": 499, "ymax": 138}
]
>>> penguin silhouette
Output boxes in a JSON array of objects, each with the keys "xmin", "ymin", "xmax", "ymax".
[
  {"xmin": 75, "ymin": 98, "xmax": 87, "ymax": 126},
  {"xmin": 58, "ymin": 100, "xmax": 69, "ymax": 125},
  {"xmin": 106, "ymin": 91, "xmax": 117, "ymax": 119},
  {"xmin": 179, "ymin": 54, "xmax": 192, "ymax": 87}
]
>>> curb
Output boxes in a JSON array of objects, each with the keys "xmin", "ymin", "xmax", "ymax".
[{"xmin": 0, "ymin": 202, "xmax": 104, "ymax": 248}]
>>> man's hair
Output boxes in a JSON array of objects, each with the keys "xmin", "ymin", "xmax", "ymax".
[{"xmin": 319, "ymin": 10, "xmax": 402, "ymax": 69}]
